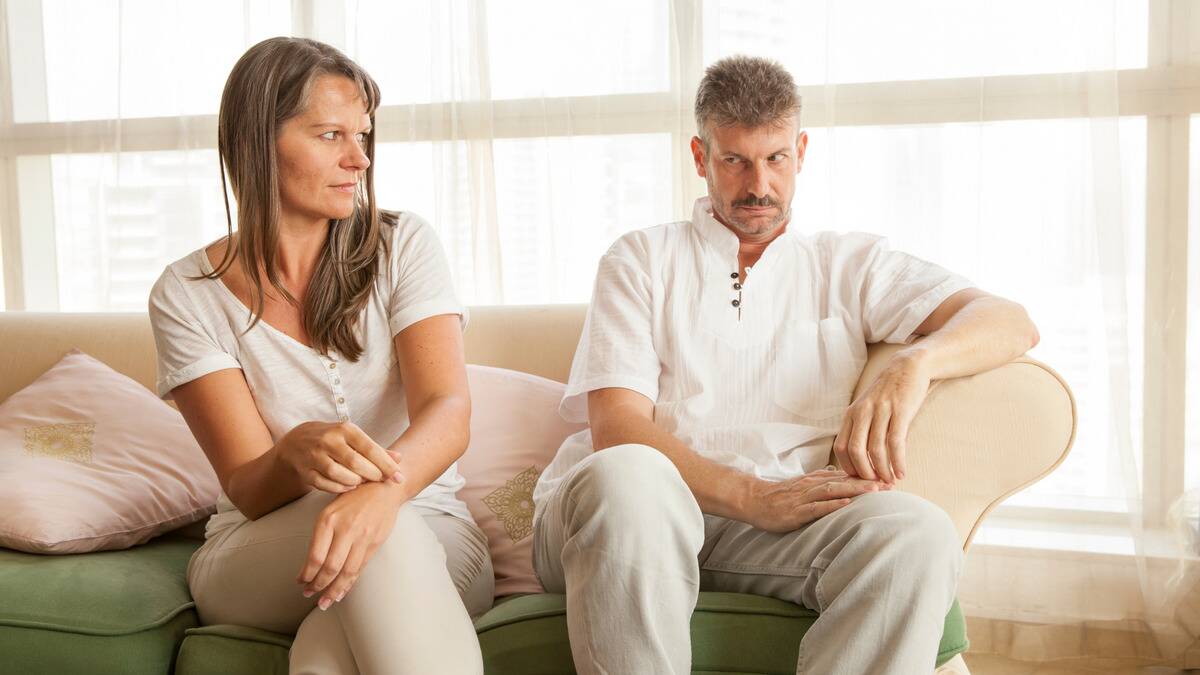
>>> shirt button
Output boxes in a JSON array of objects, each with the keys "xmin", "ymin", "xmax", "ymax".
[
  {"xmin": 337, "ymin": 396, "xmax": 345, "ymax": 404},
  {"xmin": 731, "ymin": 299, "xmax": 741, "ymax": 307},
  {"xmin": 733, "ymin": 282, "xmax": 742, "ymax": 290},
  {"xmin": 333, "ymin": 378, "xmax": 341, "ymax": 385},
  {"xmin": 339, "ymin": 415, "xmax": 348, "ymax": 422},
  {"xmin": 329, "ymin": 363, "xmax": 337, "ymax": 370},
  {"xmin": 730, "ymin": 272, "xmax": 739, "ymax": 279}
]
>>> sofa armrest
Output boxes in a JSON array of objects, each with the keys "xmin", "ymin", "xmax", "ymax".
[{"xmin": 848, "ymin": 344, "xmax": 1077, "ymax": 551}]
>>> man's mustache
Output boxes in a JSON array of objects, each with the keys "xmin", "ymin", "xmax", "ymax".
[{"xmin": 732, "ymin": 196, "xmax": 779, "ymax": 208}]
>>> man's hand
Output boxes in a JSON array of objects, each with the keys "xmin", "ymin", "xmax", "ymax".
[
  {"xmin": 743, "ymin": 468, "xmax": 892, "ymax": 533},
  {"xmin": 296, "ymin": 480, "xmax": 406, "ymax": 610},
  {"xmin": 832, "ymin": 349, "xmax": 931, "ymax": 483}
]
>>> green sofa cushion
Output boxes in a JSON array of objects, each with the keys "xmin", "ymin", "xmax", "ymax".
[
  {"xmin": 175, "ymin": 593, "xmax": 968, "ymax": 675},
  {"xmin": 0, "ymin": 533, "xmax": 967, "ymax": 675},
  {"xmin": 0, "ymin": 534, "xmax": 200, "ymax": 675}
]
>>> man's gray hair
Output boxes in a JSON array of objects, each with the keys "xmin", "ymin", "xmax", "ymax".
[{"xmin": 694, "ymin": 55, "xmax": 801, "ymax": 144}]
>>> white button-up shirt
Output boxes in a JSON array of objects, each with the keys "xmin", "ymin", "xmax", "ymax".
[
  {"xmin": 149, "ymin": 213, "xmax": 471, "ymax": 533},
  {"xmin": 533, "ymin": 197, "xmax": 973, "ymax": 521}
]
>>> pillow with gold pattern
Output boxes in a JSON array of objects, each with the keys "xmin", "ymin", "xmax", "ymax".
[
  {"xmin": 456, "ymin": 365, "xmax": 587, "ymax": 596},
  {"xmin": 0, "ymin": 349, "xmax": 219, "ymax": 553}
]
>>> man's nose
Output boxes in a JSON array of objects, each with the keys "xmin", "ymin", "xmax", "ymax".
[{"xmin": 747, "ymin": 164, "xmax": 770, "ymax": 199}]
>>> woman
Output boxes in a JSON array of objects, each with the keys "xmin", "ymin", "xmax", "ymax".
[{"xmin": 148, "ymin": 37, "xmax": 492, "ymax": 674}]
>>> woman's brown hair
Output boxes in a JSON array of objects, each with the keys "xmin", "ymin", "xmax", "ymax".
[{"xmin": 203, "ymin": 36, "xmax": 390, "ymax": 361}]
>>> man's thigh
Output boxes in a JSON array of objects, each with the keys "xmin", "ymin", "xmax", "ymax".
[{"xmin": 697, "ymin": 490, "xmax": 932, "ymax": 609}]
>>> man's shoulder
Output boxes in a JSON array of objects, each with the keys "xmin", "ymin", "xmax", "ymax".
[{"xmin": 605, "ymin": 219, "xmax": 693, "ymax": 262}]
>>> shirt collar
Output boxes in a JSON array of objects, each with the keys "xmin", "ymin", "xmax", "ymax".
[
  {"xmin": 691, "ymin": 196, "xmax": 741, "ymax": 257},
  {"xmin": 691, "ymin": 196, "xmax": 798, "ymax": 259}
]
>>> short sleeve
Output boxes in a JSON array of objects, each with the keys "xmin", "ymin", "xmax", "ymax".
[
  {"xmin": 850, "ymin": 236, "xmax": 975, "ymax": 344},
  {"xmin": 558, "ymin": 241, "xmax": 661, "ymax": 422},
  {"xmin": 147, "ymin": 268, "xmax": 240, "ymax": 399},
  {"xmin": 387, "ymin": 214, "xmax": 466, "ymax": 336}
]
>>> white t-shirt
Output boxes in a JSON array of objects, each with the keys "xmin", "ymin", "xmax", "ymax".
[
  {"xmin": 149, "ymin": 212, "xmax": 471, "ymax": 530},
  {"xmin": 533, "ymin": 197, "xmax": 974, "ymax": 522}
]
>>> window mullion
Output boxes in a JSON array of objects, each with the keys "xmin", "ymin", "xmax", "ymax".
[{"xmin": 1142, "ymin": 0, "xmax": 1189, "ymax": 528}]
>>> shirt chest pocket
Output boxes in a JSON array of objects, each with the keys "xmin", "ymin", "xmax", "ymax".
[{"xmin": 772, "ymin": 318, "xmax": 867, "ymax": 424}]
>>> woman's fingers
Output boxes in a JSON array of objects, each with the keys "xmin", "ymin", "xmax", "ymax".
[
  {"xmin": 305, "ymin": 528, "xmax": 354, "ymax": 602},
  {"xmin": 343, "ymin": 423, "xmax": 403, "ymax": 483},
  {"xmin": 297, "ymin": 519, "xmax": 335, "ymax": 586}
]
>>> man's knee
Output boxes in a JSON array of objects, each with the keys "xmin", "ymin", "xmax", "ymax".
[
  {"xmin": 560, "ymin": 443, "xmax": 703, "ymax": 538},
  {"xmin": 843, "ymin": 491, "xmax": 961, "ymax": 568}
]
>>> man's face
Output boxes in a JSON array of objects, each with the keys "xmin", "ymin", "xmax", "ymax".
[{"xmin": 691, "ymin": 120, "xmax": 808, "ymax": 241}]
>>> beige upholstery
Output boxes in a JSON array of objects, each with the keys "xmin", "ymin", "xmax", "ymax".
[{"xmin": 0, "ymin": 306, "xmax": 1075, "ymax": 551}]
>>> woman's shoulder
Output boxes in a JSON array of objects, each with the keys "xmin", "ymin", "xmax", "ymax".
[{"xmin": 149, "ymin": 239, "xmax": 226, "ymax": 314}]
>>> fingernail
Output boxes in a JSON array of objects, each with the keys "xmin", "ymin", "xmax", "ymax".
[
  {"xmin": 335, "ymin": 591, "xmax": 345, "ymax": 603},
  {"xmin": 318, "ymin": 597, "xmax": 332, "ymax": 611},
  {"xmin": 392, "ymin": 472, "xmax": 403, "ymax": 483},
  {"xmin": 302, "ymin": 589, "xmax": 314, "ymax": 598}
]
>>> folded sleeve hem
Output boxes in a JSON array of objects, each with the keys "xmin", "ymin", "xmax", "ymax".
[
  {"xmin": 883, "ymin": 276, "xmax": 976, "ymax": 345},
  {"xmin": 558, "ymin": 375, "xmax": 660, "ymax": 423},
  {"xmin": 157, "ymin": 353, "xmax": 242, "ymax": 400},
  {"xmin": 388, "ymin": 301, "xmax": 467, "ymax": 337}
]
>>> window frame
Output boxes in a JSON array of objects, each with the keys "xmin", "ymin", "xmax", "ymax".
[{"xmin": 0, "ymin": 0, "xmax": 1194, "ymax": 532}]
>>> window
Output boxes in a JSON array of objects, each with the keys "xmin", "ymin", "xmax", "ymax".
[{"xmin": 1, "ymin": 0, "xmax": 1192, "ymax": 532}]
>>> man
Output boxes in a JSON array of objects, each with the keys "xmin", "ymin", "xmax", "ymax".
[{"xmin": 531, "ymin": 55, "xmax": 1039, "ymax": 674}]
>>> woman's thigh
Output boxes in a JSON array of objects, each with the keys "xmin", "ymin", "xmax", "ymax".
[
  {"xmin": 420, "ymin": 509, "xmax": 495, "ymax": 619},
  {"xmin": 188, "ymin": 492, "xmax": 495, "ymax": 633}
]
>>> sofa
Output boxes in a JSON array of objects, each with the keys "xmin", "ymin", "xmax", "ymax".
[{"xmin": 0, "ymin": 306, "xmax": 1076, "ymax": 674}]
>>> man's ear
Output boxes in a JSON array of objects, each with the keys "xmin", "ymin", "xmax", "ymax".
[
  {"xmin": 690, "ymin": 136, "xmax": 708, "ymax": 178},
  {"xmin": 795, "ymin": 130, "xmax": 809, "ymax": 174}
]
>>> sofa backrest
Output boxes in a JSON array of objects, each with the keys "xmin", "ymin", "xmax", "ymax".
[{"xmin": 0, "ymin": 306, "xmax": 588, "ymax": 402}]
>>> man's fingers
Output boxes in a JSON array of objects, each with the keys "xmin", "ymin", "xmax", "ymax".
[
  {"xmin": 799, "ymin": 498, "xmax": 852, "ymax": 524},
  {"xmin": 867, "ymin": 405, "xmax": 894, "ymax": 483},
  {"xmin": 846, "ymin": 408, "xmax": 875, "ymax": 480},
  {"xmin": 888, "ymin": 416, "xmax": 910, "ymax": 481},
  {"xmin": 832, "ymin": 415, "xmax": 856, "ymax": 477},
  {"xmin": 812, "ymin": 480, "xmax": 884, "ymax": 502}
]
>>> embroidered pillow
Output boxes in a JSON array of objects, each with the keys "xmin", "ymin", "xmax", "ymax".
[
  {"xmin": 457, "ymin": 365, "xmax": 586, "ymax": 596},
  {"xmin": 0, "ymin": 350, "xmax": 219, "ymax": 553}
]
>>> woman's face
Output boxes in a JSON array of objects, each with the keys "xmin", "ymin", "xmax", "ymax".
[{"xmin": 275, "ymin": 74, "xmax": 372, "ymax": 227}]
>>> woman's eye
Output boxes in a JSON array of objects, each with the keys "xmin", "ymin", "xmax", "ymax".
[
  {"xmin": 321, "ymin": 131, "xmax": 338, "ymax": 141},
  {"xmin": 356, "ymin": 133, "xmax": 369, "ymax": 144}
]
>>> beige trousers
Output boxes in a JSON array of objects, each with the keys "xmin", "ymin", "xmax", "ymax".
[
  {"xmin": 187, "ymin": 490, "xmax": 494, "ymax": 675},
  {"xmin": 533, "ymin": 444, "xmax": 962, "ymax": 675}
]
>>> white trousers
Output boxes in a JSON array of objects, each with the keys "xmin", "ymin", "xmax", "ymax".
[
  {"xmin": 533, "ymin": 444, "xmax": 962, "ymax": 675},
  {"xmin": 187, "ymin": 491, "xmax": 494, "ymax": 675}
]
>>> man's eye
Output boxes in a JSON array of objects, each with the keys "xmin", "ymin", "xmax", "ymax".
[
  {"xmin": 769, "ymin": 154, "xmax": 785, "ymax": 162},
  {"xmin": 321, "ymin": 131, "xmax": 338, "ymax": 140},
  {"xmin": 356, "ymin": 132, "xmax": 369, "ymax": 144}
]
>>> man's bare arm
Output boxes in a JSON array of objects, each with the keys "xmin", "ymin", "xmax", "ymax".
[{"xmin": 833, "ymin": 288, "xmax": 1040, "ymax": 482}]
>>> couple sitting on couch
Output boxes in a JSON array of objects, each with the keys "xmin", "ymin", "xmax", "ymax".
[{"xmin": 148, "ymin": 37, "xmax": 1039, "ymax": 675}]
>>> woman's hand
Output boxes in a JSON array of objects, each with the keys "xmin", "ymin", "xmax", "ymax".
[
  {"xmin": 277, "ymin": 421, "xmax": 404, "ymax": 493},
  {"xmin": 296, "ymin": 482, "xmax": 406, "ymax": 609}
]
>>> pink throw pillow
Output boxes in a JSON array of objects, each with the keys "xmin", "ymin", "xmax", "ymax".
[
  {"xmin": 0, "ymin": 350, "xmax": 219, "ymax": 553},
  {"xmin": 458, "ymin": 365, "xmax": 586, "ymax": 596}
]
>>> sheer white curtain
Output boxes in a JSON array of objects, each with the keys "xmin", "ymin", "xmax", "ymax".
[{"xmin": 2, "ymin": 0, "xmax": 1197, "ymax": 669}]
